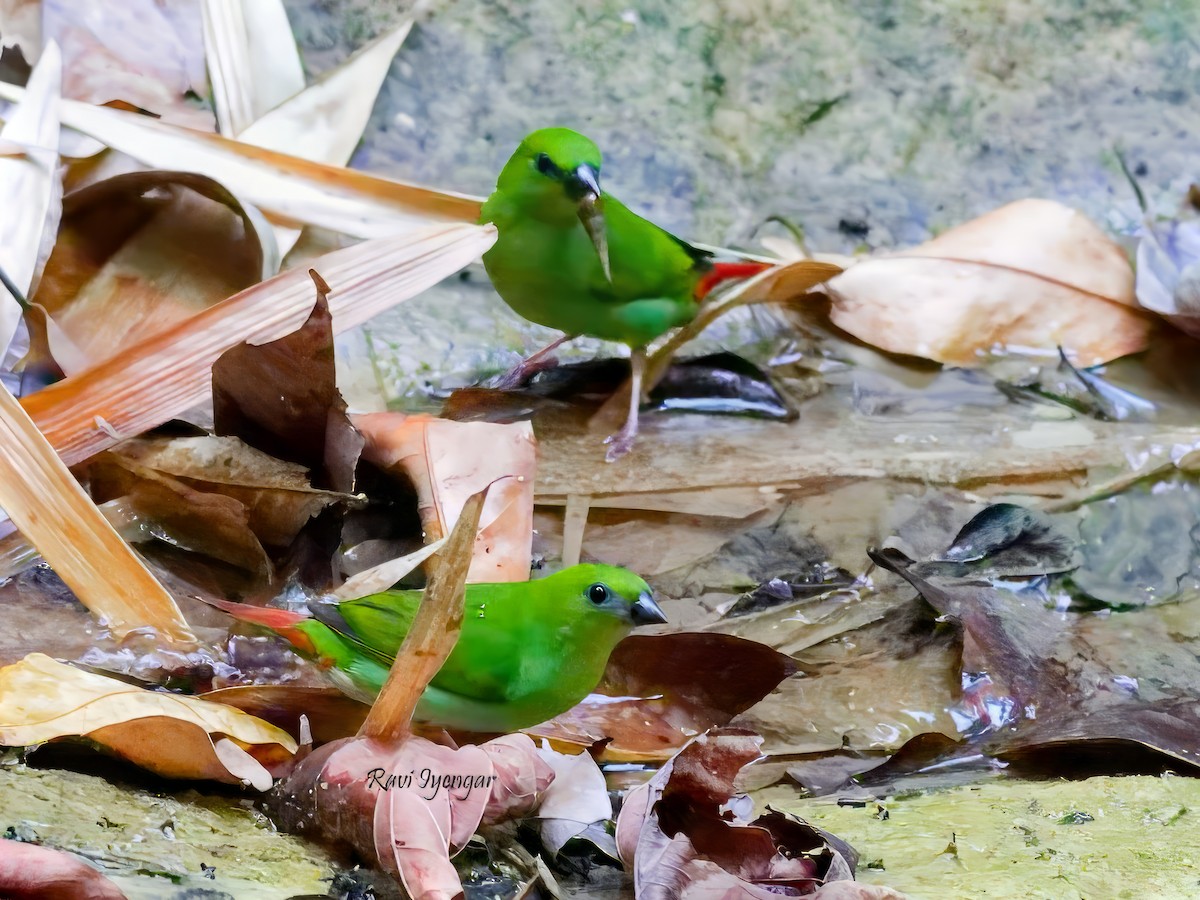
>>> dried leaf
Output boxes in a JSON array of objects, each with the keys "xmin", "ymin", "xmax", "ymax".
[
  {"xmin": 535, "ymin": 744, "xmax": 614, "ymax": 858},
  {"xmin": 356, "ymin": 414, "xmax": 536, "ymax": 583},
  {"xmin": 238, "ymin": 21, "xmax": 409, "ymax": 165},
  {"xmin": 0, "ymin": 653, "xmax": 296, "ymax": 786},
  {"xmin": 202, "ymin": 684, "xmax": 369, "ymax": 745},
  {"xmin": 1135, "ymin": 213, "xmax": 1200, "ymax": 335},
  {"xmin": 616, "ymin": 728, "xmax": 860, "ymax": 898},
  {"xmin": 820, "ymin": 199, "xmax": 1151, "ymax": 366},
  {"xmin": 0, "ymin": 38, "xmax": 61, "ymax": 354},
  {"xmin": 202, "ymin": 0, "xmax": 305, "ymax": 137},
  {"xmin": 46, "ymin": 0, "xmax": 211, "ymax": 128},
  {"xmin": 33, "ymin": 170, "xmax": 276, "ymax": 366},
  {"xmin": 21, "ymin": 222, "xmax": 496, "ymax": 468},
  {"xmin": 214, "ymin": 273, "xmax": 363, "ymax": 493},
  {"xmin": 527, "ymin": 633, "xmax": 797, "ymax": 762},
  {"xmin": 0, "ymin": 840, "xmax": 128, "ymax": 900},
  {"xmin": 0, "ymin": 382, "xmax": 195, "ymax": 643},
  {"xmin": 333, "ymin": 537, "xmax": 446, "ymax": 601},
  {"xmin": 97, "ymin": 435, "xmax": 353, "ymax": 548},
  {"xmin": 0, "ymin": 84, "xmax": 484, "ymax": 237},
  {"xmin": 268, "ymin": 731, "xmax": 553, "ymax": 898},
  {"xmin": 0, "ymin": 0, "xmax": 40, "ymax": 59}
]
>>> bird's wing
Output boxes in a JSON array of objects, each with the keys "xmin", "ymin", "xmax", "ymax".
[
  {"xmin": 599, "ymin": 195, "xmax": 712, "ymax": 300},
  {"xmin": 331, "ymin": 591, "xmax": 421, "ymax": 658}
]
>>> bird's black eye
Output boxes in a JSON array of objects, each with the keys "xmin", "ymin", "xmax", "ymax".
[
  {"xmin": 587, "ymin": 583, "xmax": 610, "ymax": 605},
  {"xmin": 535, "ymin": 152, "xmax": 558, "ymax": 177}
]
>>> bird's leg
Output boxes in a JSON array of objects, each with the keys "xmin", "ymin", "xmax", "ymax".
[
  {"xmin": 490, "ymin": 333, "xmax": 576, "ymax": 390},
  {"xmin": 604, "ymin": 349, "xmax": 644, "ymax": 462}
]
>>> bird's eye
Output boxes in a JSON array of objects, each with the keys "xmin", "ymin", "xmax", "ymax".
[
  {"xmin": 587, "ymin": 583, "xmax": 610, "ymax": 605},
  {"xmin": 535, "ymin": 153, "xmax": 558, "ymax": 176}
]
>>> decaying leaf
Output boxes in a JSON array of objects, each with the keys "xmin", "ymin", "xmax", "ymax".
[
  {"xmin": 0, "ymin": 654, "xmax": 296, "ymax": 787},
  {"xmin": 202, "ymin": 0, "xmax": 305, "ymax": 138},
  {"xmin": 21, "ymin": 222, "xmax": 497, "ymax": 468},
  {"xmin": 527, "ymin": 632, "xmax": 797, "ymax": 762},
  {"xmin": 356, "ymin": 413, "xmax": 536, "ymax": 583},
  {"xmin": 1134, "ymin": 193, "xmax": 1200, "ymax": 334},
  {"xmin": 0, "ymin": 38, "xmax": 61, "ymax": 356},
  {"xmin": 0, "ymin": 85, "xmax": 484, "ymax": 237},
  {"xmin": 534, "ymin": 744, "xmax": 614, "ymax": 859},
  {"xmin": 34, "ymin": 170, "xmax": 276, "ymax": 366},
  {"xmin": 616, "ymin": 728, "xmax": 865, "ymax": 898},
  {"xmin": 818, "ymin": 199, "xmax": 1151, "ymax": 366},
  {"xmin": 0, "ymin": 839, "xmax": 128, "ymax": 900},
  {"xmin": 0, "ymin": 381, "xmax": 195, "ymax": 643},
  {"xmin": 0, "ymin": 0, "xmax": 40, "ymax": 59},
  {"xmin": 46, "ymin": 0, "xmax": 212, "ymax": 128},
  {"xmin": 214, "ymin": 272, "xmax": 363, "ymax": 494},
  {"xmin": 91, "ymin": 435, "xmax": 353, "ymax": 549},
  {"xmin": 202, "ymin": 684, "xmax": 369, "ymax": 745}
]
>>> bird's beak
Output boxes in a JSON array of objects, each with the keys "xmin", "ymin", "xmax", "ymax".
[
  {"xmin": 630, "ymin": 591, "xmax": 668, "ymax": 626},
  {"xmin": 569, "ymin": 164, "xmax": 611, "ymax": 282}
]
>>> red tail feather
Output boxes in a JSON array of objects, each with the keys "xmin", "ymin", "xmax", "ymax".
[
  {"xmin": 197, "ymin": 596, "xmax": 316, "ymax": 654},
  {"xmin": 694, "ymin": 261, "xmax": 773, "ymax": 300}
]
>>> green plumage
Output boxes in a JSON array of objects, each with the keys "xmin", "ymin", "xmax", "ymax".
[
  {"xmin": 480, "ymin": 128, "xmax": 708, "ymax": 349},
  {"xmin": 281, "ymin": 564, "xmax": 662, "ymax": 732}
]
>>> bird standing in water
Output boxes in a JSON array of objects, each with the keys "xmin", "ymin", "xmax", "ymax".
[{"xmin": 480, "ymin": 127, "xmax": 765, "ymax": 460}]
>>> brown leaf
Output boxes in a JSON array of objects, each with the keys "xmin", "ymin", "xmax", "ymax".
[
  {"xmin": 213, "ymin": 272, "xmax": 363, "ymax": 493},
  {"xmin": 819, "ymin": 199, "xmax": 1151, "ymax": 366},
  {"xmin": 202, "ymin": 684, "xmax": 369, "ymax": 745},
  {"xmin": 0, "ymin": 654, "xmax": 296, "ymax": 787},
  {"xmin": 34, "ymin": 170, "xmax": 272, "ymax": 367},
  {"xmin": 100, "ymin": 435, "xmax": 353, "ymax": 548},
  {"xmin": 616, "ymin": 728, "xmax": 859, "ymax": 898},
  {"xmin": 0, "ymin": 382, "xmax": 194, "ymax": 643},
  {"xmin": 526, "ymin": 632, "xmax": 797, "ymax": 762},
  {"xmin": 21, "ymin": 223, "xmax": 495, "ymax": 469},
  {"xmin": 356, "ymin": 413, "xmax": 536, "ymax": 584},
  {"xmin": 0, "ymin": 85, "xmax": 484, "ymax": 238},
  {"xmin": 268, "ymin": 731, "xmax": 553, "ymax": 898},
  {"xmin": 0, "ymin": 839, "xmax": 128, "ymax": 900}
]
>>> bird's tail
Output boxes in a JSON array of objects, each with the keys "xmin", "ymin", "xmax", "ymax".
[
  {"xmin": 694, "ymin": 261, "xmax": 773, "ymax": 299},
  {"xmin": 196, "ymin": 595, "xmax": 317, "ymax": 655}
]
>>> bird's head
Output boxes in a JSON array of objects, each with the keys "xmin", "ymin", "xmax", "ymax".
[
  {"xmin": 496, "ymin": 127, "xmax": 611, "ymax": 279},
  {"xmin": 545, "ymin": 562, "xmax": 667, "ymax": 631}
]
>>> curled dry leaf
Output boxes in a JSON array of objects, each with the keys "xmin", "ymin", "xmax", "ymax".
[
  {"xmin": 213, "ymin": 272, "xmax": 363, "ymax": 494},
  {"xmin": 21, "ymin": 222, "xmax": 496, "ymax": 468},
  {"xmin": 355, "ymin": 413, "xmax": 536, "ymax": 583},
  {"xmin": 526, "ymin": 632, "xmax": 797, "ymax": 762},
  {"xmin": 45, "ymin": 0, "xmax": 211, "ymax": 128},
  {"xmin": 534, "ymin": 743, "xmax": 614, "ymax": 858},
  {"xmin": 34, "ymin": 170, "xmax": 276, "ymax": 367},
  {"xmin": 616, "ymin": 728, "xmax": 861, "ymax": 898},
  {"xmin": 92, "ymin": 435, "xmax": 353, "ymax": 548},
  {"xmin": 818, "ymin": 199, "xmax": 1151, "ymax": 366},
  {"xmin": 0, "ymin": 654, "xmax": 296, "ymax": 788},
  {"xmin": 0, "ymin": 839, "xmax": 128, "ymax": 900},
  {"xmin": 0, "ymin": 0, "xmax": 41, "ymax": 58},
  {"xmin": 268, "ymin": 732, "xmax": 553, "ymax": 899},
  {"xmin": 202, "ymin": 684, "xmax": 369, "ymax": 745}
]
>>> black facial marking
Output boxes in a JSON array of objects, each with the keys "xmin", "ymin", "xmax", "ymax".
[{"xmin": 535, "ymin": 152, "xmax": 561, "ymax": 178}]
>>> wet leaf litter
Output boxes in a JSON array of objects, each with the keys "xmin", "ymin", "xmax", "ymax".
[{"xmin": 0, "ymin": 2, "xmax": 1198, "ymax": 899}]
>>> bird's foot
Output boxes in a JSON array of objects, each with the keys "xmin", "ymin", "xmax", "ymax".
[
  {"xmin": 603, "ymin": 425, "xmax": 638, "ymax": 462},
  {"xmin": 488, "ymin": 355, "xmax": 561, "ymax": 391}
]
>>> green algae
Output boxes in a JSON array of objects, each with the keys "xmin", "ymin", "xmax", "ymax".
[
  {"xmin": 759, "ymin": 775, "xmax": 1200, "ymax": 899},
  {"xmin": 0, "ymin": 763, "xmax": 344, "ymax": 899}
]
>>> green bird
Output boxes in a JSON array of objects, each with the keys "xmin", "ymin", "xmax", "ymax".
[
  {"xmin": 210, "ymin": 563, "xmax": 666, "ymax": 732},
  {"xmin": 480, "ymin": 127, "xmax": 767, "ymax": 460}
]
